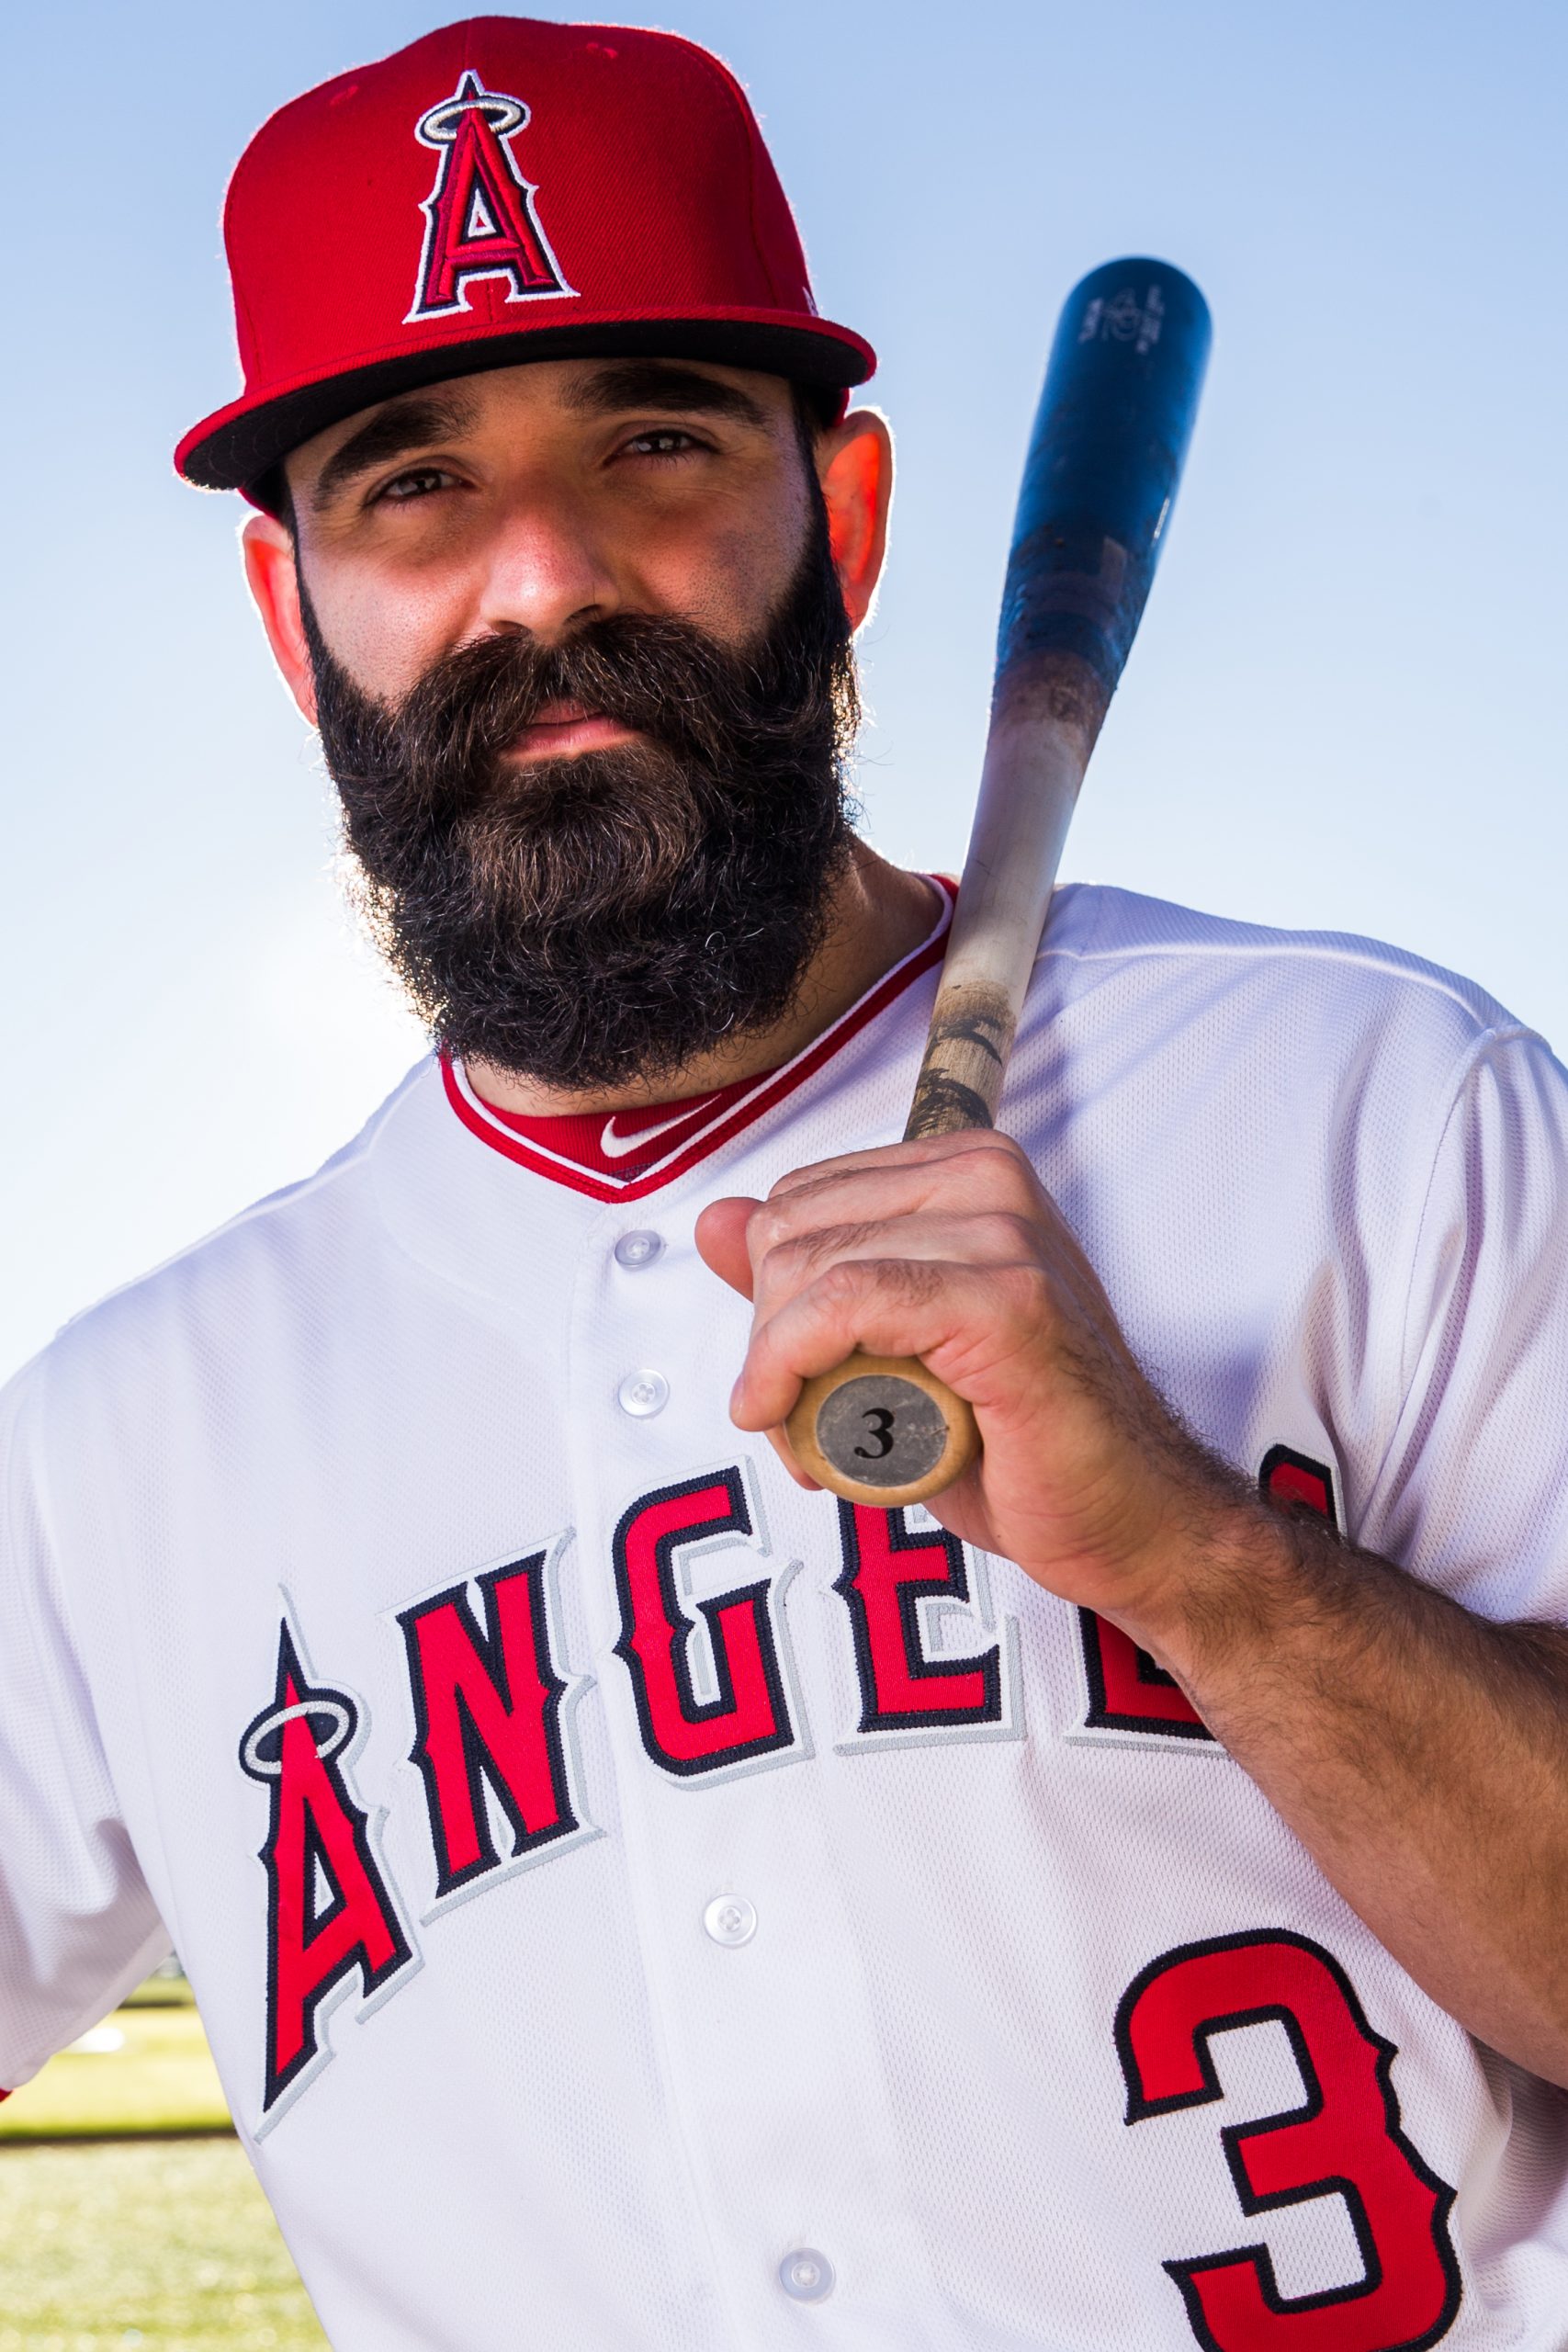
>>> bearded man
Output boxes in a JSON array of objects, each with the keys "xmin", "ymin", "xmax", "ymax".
[{"xmin": 3, "ymin": 17, "xmax": 1567, "ymax": 2350}]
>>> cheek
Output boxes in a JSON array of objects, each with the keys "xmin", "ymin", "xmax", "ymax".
[
  {"xmin": 632, "ymin": 483, "xmax": 811, "ymax": 647},
  {"xmin": 304, "ymin": 560, "xmax": 476, "ymax": 704}
]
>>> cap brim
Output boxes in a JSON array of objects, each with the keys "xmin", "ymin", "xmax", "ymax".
[{"xmin": 176, "ymin": 312, "xmax": 875, "ymax": 503}]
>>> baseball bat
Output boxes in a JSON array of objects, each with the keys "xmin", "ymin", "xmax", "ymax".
[{"xmin": 785, "ymin": 256, "xmax": 1213, "ymax": 1510}]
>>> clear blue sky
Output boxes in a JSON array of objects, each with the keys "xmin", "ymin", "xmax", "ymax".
[{"xmin": 2, "ymin": 0, "xmax": 1562, "ymax": 1378}]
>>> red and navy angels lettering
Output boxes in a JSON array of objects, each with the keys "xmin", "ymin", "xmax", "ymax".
[
  {"xmin": 611, "ymin": 1468, "xmax": 799, "ymax": 1777},
  {"xmin": 238, "ymin": 1624, "xmax": 412, "ymax": 2113},
  {"xmin": 833, "ymin": 1500, "xmax": 1010, "ymax": 1735},
  {"xmin": 397, "ymin": 1544, "xmax": 583, "ymax": 1899}
]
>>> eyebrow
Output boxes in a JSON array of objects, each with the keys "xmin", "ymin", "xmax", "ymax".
[
  {"xmin": 559, "ymin": 361, "xmax": 771, "ymax": 430},
  {"xmin": 310, "ymin": 390, "xmax": 482, "ymax": 512}
]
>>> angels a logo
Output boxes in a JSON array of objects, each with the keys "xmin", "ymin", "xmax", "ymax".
[
  {"xmin": 239, "ymin": 1623, "xmax": 413, "ymax": 2120},
  {"xmin": 406, "ymin": 70, "xmax": 576, "ymax": 324}
]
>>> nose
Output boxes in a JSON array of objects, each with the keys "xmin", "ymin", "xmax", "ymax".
[{"xmin": 474, "ymin": 483, "xmax": 619, "ymax": 643}]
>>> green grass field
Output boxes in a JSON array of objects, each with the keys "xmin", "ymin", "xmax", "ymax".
[
  {"xmin": 0, "ymin": 1984, "xmax": 230, "ymax": 2143},
  {"xmin": 0, "ymin": 2140, "xmax": 327, "ymax": 2348},
  {"xmin": 0, "ymin": 1974, "xmax": 327, "ymax": 2346}
]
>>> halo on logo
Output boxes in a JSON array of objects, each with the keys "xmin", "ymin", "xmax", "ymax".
[
  {"xmin": 241, "ymin": 1696, "xmax": 355, "ymax": 1781},
  {"xmin": 415, "ymin": 69, "xmax": 527, "ymax": 148}
]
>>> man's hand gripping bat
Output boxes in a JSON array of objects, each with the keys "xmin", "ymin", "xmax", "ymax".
[{"xmin": 784, "ymin": 257, "xmax": 1213, "ymax": 1508}]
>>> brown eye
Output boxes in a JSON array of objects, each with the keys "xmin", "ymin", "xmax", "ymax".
[
  {"xmin": 378, "ymin": 467, "xmax": 454, "ymax": 503},
  {"xmin": 624, "ymin": 430, "xmax": 701, "ymax": 458}
]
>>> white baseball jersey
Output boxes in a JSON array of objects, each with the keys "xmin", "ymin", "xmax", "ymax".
[{"xmin": 4, "ymin": 878, "xmax": 1568, "ymax": 2350}]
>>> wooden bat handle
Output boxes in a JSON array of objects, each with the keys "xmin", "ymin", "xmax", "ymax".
[{"xmin": 784, "ymin": 658, "xmax": 1106, "ymax": 1509}]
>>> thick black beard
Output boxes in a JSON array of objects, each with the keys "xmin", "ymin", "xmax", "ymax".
[{"xmin": 304, "ymin": 502, "xmax": 860, "ymax": 1092}]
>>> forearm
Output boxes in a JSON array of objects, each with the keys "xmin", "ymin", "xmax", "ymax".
[{"xmin": 1127, "ymin": 1489, "xmax": 1568, "ymax": 2086}]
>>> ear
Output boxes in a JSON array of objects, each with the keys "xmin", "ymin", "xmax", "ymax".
[
  {"xmin": 816, "ymin": 407, "xmax": 893, "ymax": 631},
  {"xmin": 242, "ymin": 512, "xmax": 319, "ymax": 725}
]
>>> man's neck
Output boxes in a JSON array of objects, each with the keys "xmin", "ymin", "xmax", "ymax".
[{"xmin": 466, "ymin": 844, "xmax": 940, "ymax": 1118}]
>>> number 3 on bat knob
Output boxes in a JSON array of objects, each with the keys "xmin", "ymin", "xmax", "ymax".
[{"xmin": 784, "ymin": 1353, "xmax": 980, "ymax": 1508}]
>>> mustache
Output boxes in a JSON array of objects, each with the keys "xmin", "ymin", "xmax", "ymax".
[{"xmin": 317, "ymin": 599, "xmax": 859, "ymax": 822}]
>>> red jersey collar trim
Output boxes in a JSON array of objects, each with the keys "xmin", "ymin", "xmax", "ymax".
[{"xmin": 443, "ymin": 876, "xmax": 953, "ymax": 1203}]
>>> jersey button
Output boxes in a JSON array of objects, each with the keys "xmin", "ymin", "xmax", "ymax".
[
  {"xmin": 778, "ymin": 2248, "xmax": 835, "ymax": 2302},
  {"xmin": 616, "ymin": 1368, "xmax": 670, "ymax": 1419},
  {"xmin": 703, "ymin": 1894, "xmax": 758, "ymax": 1947},
  {"xmin": 614, "ymin": 1229, "xmax": 664, "ymax": 1270}
]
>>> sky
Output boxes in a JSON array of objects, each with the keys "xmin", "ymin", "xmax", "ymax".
[{"xmin": 2, "ymin": 0, "xmax": 1563, "ymax": 1380}]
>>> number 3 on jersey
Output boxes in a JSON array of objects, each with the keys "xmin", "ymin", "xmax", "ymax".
[{"xmin": 1116, "ymin": 1932, "xmax": 1461, "ymax": 2350}]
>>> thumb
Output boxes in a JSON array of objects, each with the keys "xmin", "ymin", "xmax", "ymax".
[{"xmin": 694, "ymin": 1195, "xmax": 761, "ymax": 1300}]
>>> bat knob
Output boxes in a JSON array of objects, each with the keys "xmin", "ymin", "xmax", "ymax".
[{"xmin": 784, "ymin": 1352, "xmax": 980, "ymax": 1508}]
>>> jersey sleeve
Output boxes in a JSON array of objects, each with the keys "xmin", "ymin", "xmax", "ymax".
[
  {"xmin": 1359, "ymin": 1026, "xmax": 1568, "ymax": 1626},
  {"xmin": 0, "ymin": 1363, "xmax": 170, "ymax": 2093}
]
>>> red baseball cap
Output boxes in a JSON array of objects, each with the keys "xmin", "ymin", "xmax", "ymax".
[{"xmin": 176, "ymin": 15, "xmax": 875, "ymax": 502}]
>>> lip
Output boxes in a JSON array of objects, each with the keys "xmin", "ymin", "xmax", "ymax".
[{"xmin": 504, "ymin": 701, "xmax": 637, "ymax": 763}]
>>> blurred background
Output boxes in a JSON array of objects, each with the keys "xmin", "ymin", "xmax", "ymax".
[{"xmin": 0, "ymin": 0, "xmax": 1562, "ymax": 2338}]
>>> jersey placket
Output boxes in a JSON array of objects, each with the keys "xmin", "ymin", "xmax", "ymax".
[{"xmin": 561, "ymin": 1179, "xmax": 963, "ymax": 2348}]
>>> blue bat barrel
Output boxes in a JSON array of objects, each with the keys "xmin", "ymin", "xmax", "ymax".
[{"xmin": 998, "ymin": 257, "xmax": 1213, "ymax": 707}]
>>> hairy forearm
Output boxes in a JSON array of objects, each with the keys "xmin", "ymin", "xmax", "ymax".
[{"xmin": 1126, "ymin": 1491, "xmax": 1568, "ymax": 2086}]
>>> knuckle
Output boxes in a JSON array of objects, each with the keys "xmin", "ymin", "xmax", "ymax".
[
  {"xmin": 967, "ymin": 1132, "xmax": 1027, "ymax": 1166},
  {"xmin": 817, "ymin": 1254, "xmax": 874, "ymax": 1306},
  {"xmin": 979, "ymin": 1209, "xmax": 1041, "ymax": 1261},
  {"xmin": 944, "ymin": 1135, "xmax": 1032, "ymax": 1199},
  {"xmin": 750, "ymin": 1203, "xmax": 795, "ymax": 1256},
  {"xmin": 759, "ymin": 1174, "xmax": 839, "ymax": 1237},
  {"xmin": 996, "ymin": 1258, "xmax": 1054, "ymax": 1329}
]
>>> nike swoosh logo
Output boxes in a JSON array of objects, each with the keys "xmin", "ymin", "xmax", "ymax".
[{"xmin": 597, "ymin": 1101, "xmax": 720, "ymax": 1160}]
